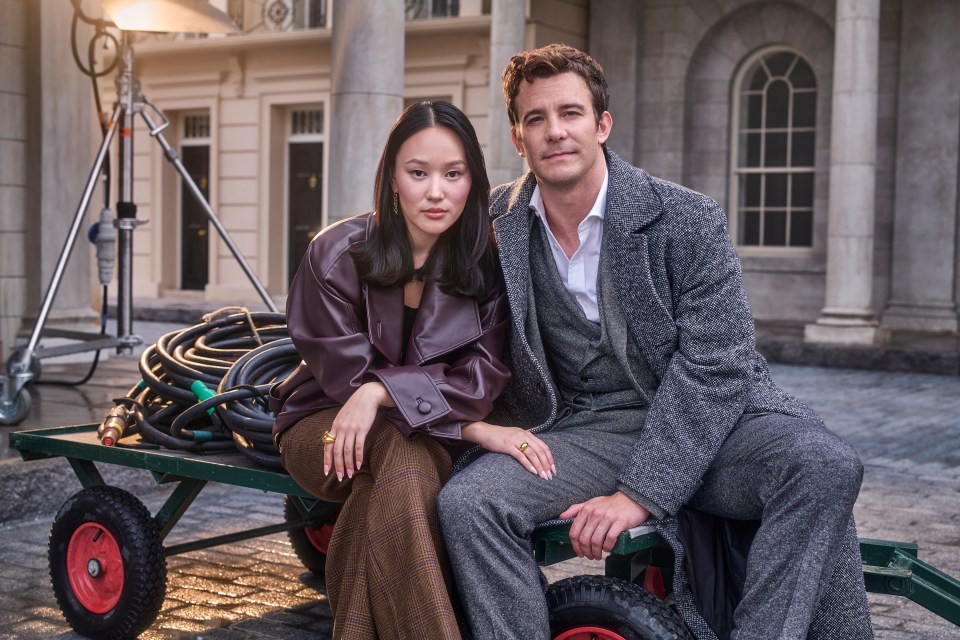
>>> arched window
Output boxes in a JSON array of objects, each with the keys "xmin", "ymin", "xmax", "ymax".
[{"xmin": 731, "ymin": 49, "xmax": 816, "ymax": 249}]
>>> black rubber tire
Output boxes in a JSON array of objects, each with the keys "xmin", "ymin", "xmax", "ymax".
[
  {"xmin": 284, "ymin": 496, "xmax": 336, "ymax": 576},
  {"xmin": 0, "ymin": 387, "xmax": 31, "ymax": 426},
  {"xmin": 547, "ymin": 575, "xmax": 693, "ymax": 640},
  {"xmin": 49, "ymin": 485, "xmax": 167, "ymax": 640}
]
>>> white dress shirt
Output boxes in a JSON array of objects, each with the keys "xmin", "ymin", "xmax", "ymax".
[{"xmin": 529, "ymin": 171, "xmax": 609, "ymax": 323}]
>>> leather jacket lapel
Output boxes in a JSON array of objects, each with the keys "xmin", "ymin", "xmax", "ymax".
[
  {"xmin": 366, "ymin": 284, "xmax": 404, "ymax": 364},
  {"xmin": 408, "ymin": 276, "xmax": 482, "ymax": 363}
]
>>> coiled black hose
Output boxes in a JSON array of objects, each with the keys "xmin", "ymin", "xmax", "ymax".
[{"xmin": 112, "ymin": 308, "xmax": 300, "ymax": 468}]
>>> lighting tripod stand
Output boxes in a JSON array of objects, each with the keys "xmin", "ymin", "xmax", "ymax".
[{"xmin": 0, "ymin": 32, "xmax": 278, "ymax": 425}]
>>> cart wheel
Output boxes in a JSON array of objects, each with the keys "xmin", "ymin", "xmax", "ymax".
[
  {"xmin": 284, "ymin": 496, "xmax": 339, "ymax": 576},
  {"xmin": 49, "ymin": 485, "xmax": 166, "ymax": 640},
  {"xmin": 0, "ymin": 387, "xmax": 31, "ymax": 426},
  {"xmin": 6, "ymin": 348, "xmax": 41, "ymax": 382},
  {"xmin": 548, "ymin": 575, "xmax": 693, "ymax": 640}
]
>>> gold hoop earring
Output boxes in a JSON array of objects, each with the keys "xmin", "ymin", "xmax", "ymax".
[{"xmin": 393, "ymin": 192, "xmax": 399, "ymax": 216}]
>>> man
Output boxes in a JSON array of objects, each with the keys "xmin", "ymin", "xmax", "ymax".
[{"xmin": 437, "ymin": 44, "xmax": 873, "ymax": 640}]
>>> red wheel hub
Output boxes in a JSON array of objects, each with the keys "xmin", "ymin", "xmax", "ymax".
[
  {"xmin": 66, "ymin": 522, "xmax": 124, "ymax": 613},
  {"xmin": 304, "ymin": 522, "xmax": 334, "ymax": 554},
  {"xmin": 553, "ymin": 627, "xmax": 628, "ymax": 640}
]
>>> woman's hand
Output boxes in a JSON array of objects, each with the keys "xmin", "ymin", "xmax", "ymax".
[
  {"xmin": 461, "ymin": 421, "xmax": 555, "ymax": 480},
  {"xmin": 325, "ymin": 382, "xmax": 390, "ymax": 481}
]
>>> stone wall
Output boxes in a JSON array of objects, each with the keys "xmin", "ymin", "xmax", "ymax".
[{"xmin": 0, "ymin": 0, "xmax": 27, "ymax": 361}]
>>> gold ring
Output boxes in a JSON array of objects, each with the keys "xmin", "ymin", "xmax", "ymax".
[
  {"xmin": 518, "ymin": 442, "xmax": 529, "ymax": 453},
  {"xmin": 321, "ymin": 431, "xmax": 337, "ymax": 445}
]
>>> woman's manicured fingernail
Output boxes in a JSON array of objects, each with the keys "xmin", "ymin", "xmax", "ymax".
[
  {"xmin": 324, "ymin": 465, "xmax": 330, "ymax": 475},
  {"xmin": 337, "ymin": 472, "xmax": 343, "ymax": 481}
]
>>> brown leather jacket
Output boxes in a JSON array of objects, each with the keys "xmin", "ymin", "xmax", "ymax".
[{"xmin": 270, "ymin": 212, "xmax": 511, "ymax": 442}]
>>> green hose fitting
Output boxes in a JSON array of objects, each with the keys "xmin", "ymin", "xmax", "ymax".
[
  {"xmin": 190, "ymin": 429, "xmax": 214, "ymax": 442},
  {"xmin": 190, "ymin": 380, "xmax": 217, "ymax": 416}
]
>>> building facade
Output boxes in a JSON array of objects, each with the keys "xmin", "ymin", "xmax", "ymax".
[{"xmin": 2, "ymin": 0, "xmax": 959, "ymax": 361}]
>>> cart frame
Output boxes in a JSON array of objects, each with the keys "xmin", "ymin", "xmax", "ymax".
[
  {"xmin": 11, "ymin": 424, "xmax": 332, "ymax": 557},
  {"xmin": 10, "ymin": 423, "xmax": 960, "ymax": 638}
]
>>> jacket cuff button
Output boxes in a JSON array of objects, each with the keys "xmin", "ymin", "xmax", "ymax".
[{"xmin": 417, "ymin": 401, "xmax": 432, "ymax": 414}]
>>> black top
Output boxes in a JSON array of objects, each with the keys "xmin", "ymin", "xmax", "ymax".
[{"xmin": 402, "ymin": 305, "xmax": 417, "ymax": 359}]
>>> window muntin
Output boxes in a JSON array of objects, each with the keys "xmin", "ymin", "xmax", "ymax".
[{"xmin": 732, "ymin": 50, "xmax": 816, "ymax": 250}]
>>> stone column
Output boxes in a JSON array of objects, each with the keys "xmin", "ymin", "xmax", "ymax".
[
  {"xmin": 486, "ymin": 0, "xmax": 526, "ymax": 187},
  {"xmin": 804, "ymin": 0, "xmax": 885, "ymax": 345},
  {"xmin": 588, "ymin": 0, "xmax": 642, "ymax": 163},
  {"xmin": 21, "ymin": 0, "xmax": 98, "ymax": 330},
  {"xmin": 882, "ymin": 0, "xmax": 960, "ymax": 333},
  {"xmin": 0, "ymin": 0, "xmax": 29, "ymax": 361},
  {"xmin": 327, "ymin": 0, "xmax": 404, "ymax": 223}
]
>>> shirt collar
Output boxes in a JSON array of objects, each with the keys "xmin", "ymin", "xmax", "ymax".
[{"xmin": 529, "ymin": 168, "xmax": 609, "ymax": 229}]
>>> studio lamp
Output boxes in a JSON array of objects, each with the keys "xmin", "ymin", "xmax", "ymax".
[{"xmin": 101, "ymin": 0, "xmax": 240, "ymax": 33}]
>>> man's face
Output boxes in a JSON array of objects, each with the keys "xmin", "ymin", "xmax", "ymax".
[{"xmin": 511, "ymin": 72, "xmax": 612, "ymax": 191}]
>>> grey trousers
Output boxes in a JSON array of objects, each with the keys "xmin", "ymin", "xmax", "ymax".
[{"xmin": 437, "ymin": 410, "xmax": 874, "ymax": 640}]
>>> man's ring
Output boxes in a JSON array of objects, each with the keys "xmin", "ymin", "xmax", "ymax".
[
  {"xmin": 321, "ymin": 431, "xmax": 336, "ymax": 445},
  {"xmin": 518, "ymin": 442, "xmax": 530, "ymax": 453}
]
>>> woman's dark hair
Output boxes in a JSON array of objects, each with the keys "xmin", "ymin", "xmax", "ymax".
[{"xmin": 351, "ymin": 100, "xmax": 498, "ymax": 300}]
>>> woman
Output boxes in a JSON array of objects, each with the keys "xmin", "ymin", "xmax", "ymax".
[{"xmin": 271, "ymin": 101, "xmax": 521, "ymax": 640}]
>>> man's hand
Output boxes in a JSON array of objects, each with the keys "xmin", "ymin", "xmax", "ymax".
[{"xmin": 559, "ymin": 492, "xmax": 650, "ymax": 560}]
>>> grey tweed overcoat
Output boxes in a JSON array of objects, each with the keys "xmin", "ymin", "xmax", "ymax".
[
  {"xmin": 483, "ymin": 150, "xmax": 820, "ymax": 639},
  {"xmin": 487, "ymin": 149, "xmax": 816, "ymax": 514}
]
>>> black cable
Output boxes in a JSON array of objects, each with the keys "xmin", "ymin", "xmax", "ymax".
[
  {"xmin": 109, "ymin": 309, "xmax": 298, "ymax": 466},
  {"xmin": 70, "ymin": 2, "xmax": 120, "ymax": 80},
  {"xmin": 35, "ymin": 285, "xmax": 108, "ymax": 387}
]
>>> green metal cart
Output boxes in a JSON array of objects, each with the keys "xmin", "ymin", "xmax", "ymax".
[
  {"xmin": 11, "ymin": 424, "xmax": 960, "ymax": 640},
  {"xmin": 10, "ymin": 424, "xmax": 338, "ymax": 639}
]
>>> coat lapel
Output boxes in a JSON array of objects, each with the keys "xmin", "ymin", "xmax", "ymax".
[
  {"xmin": 493, "ymin": 173, "xmax": 538, "ymax": 337},
  {"xmin": 602, "ymin": 153, "xmax": 676, "ymax": 377},
  {"xmin": 366, "ymin": 275, "xmax": 483, "ymax": 366},
  {"xmin": 366, "ymin": 283, "xmax": 404, "ymax": 364},
  {"xmin": 407, "ymin": 275, "xmax": 481, "ymax": 363},
  {"xmin": 598, "ymin": 240, "xmax": 646, "ymax": 397}
]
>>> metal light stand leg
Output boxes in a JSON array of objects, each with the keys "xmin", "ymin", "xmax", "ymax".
[
  {"xmin": 139, "ymin": 104, "xmax": 278, "ymax": 313},
  {"xmin": 0, "ymin": 107, "xmax": 126, "ymax": 423}
]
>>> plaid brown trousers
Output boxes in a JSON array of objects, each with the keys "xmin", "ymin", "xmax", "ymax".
[{"xmin": 282, "ymin": 408, "xmax": 461, "ymax": 640}]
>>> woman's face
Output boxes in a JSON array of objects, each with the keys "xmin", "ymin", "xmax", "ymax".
[{"xmin": 390, "ymin": 126, "xmax": 472, "ymax": 257}]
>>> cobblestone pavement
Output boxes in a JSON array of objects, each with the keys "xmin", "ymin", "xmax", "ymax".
[{"xmin": 0, "ymin": 359, "xmax": 958, "ymax": 639}]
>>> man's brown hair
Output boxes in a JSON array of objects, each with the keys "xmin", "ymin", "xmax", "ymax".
[{"xmin": 502, "ymin": 43, "xmax": 609, "ymax": 132}]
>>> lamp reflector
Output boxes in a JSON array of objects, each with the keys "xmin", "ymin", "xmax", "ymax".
[{"xmin": 101, "ymin": 0, "xmax": 241, "ymax": 33}]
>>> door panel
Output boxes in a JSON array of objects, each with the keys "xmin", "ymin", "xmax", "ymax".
[
  {"xmin": 288, "ymin": 142, "xmax": 323, "ymax": 284},
  {"xmin": 181, "ymin": 145, "xmax": 210, "ymax": 290}
]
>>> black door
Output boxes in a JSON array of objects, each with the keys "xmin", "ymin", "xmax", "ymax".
[
  {"xmin": 180, "ymin": 145, "xmax": 209, "ymax": 290},
  {"xmin": 288, "ymin": 142, "xmax": 324, "ymax": 284}
]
